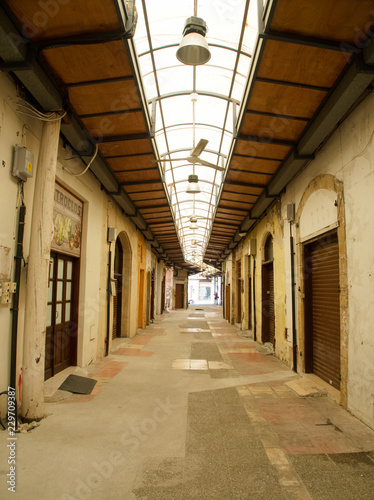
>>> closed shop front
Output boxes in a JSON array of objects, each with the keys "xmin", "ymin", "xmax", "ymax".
[
  {"xmin": 175, "ymin": 283, "xmax": 184, "ymax": 309},
  {"xmin": 304, "ymin": 231, "xmax": 341, "ymax": 389},
  {"xmin": 45, "ymin": 184, "xmax": 82, "ymax": 380},
  {"xmin": 262, "ymin": 235, "xmax": 275, "ymax": 346}
]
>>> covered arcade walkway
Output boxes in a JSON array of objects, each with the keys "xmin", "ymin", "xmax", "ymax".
[{"xmin": 2, "ymin": 306, "xmax": 374, "ymax": 500}]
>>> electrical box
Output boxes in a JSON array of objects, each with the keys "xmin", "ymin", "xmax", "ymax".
[
  {"xmin": 284, "ymin": 203, "xmax": 295, "ymax": 222},
  {"xmin": 0, "ymin": 281, "xmax": 17, "ymax": 304},
  {"xmin": 0, "ymin": 282, "xmax": 17, "ymax": 304},
  {"xmin": 12, "ymin": 145, "xmax": 34, "ymax": 181},
  {"xmin": 248, "ymin": 239, "xmax": 257, "ymax": 256},
  {"xmin": 107, "ymin": 227, "xmax": 117, "ymax": 242}
]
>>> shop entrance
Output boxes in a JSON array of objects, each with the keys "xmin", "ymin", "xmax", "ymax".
[
  {"xmin": 45, "ymin": 252, "xmax": 78, "ymax": 380},
  {"xmin": 175, "ymin": 283, "xmax": 184, "ymax": 309},
  {"xmin": 304, "ymin": 231, "xmax": 341, "ymax": 389},
  {"xmin": 112, "ymin": 238, "xmax": 123, "ymax": 339},
  {"xmin": 262, "ymin": 235, "xmax": 275, "ymax": 346}
]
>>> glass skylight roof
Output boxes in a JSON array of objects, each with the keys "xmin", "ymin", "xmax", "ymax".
[{"xmin": 134, "ymin": 0, "xmax": 259, "ymax": 270}]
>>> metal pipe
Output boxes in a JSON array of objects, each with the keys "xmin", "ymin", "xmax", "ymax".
[
  {"xmin": 106, "ymin": 245, "xmax": 112, "ymax": 356},
  {"xmin": 10, "ymin": 203, "xmax": 25, "ymax": 394},
  {"xmin": 253, "ymin": 257, "xmax": 257, "ymax": 342},
  {"xmin": 290, "ymin": 222, "xmax": 297, "ymax": 372},
  {"xmin": 8, "ymin": 201, "xmax": 24, "ymax": 431}
]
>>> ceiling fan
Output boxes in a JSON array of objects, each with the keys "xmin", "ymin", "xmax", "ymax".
[{"xmin": 155, "ymin": 139, "xmax": 225, "ymax": 171}]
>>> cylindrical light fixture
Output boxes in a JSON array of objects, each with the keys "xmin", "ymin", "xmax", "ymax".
[
  {"xmin": 186, "ymin": 174, "xmax": 201, "ymax": 194},
  {"xmin": 176, "ymin": 16, "xmax": 211, "ymax": 66},
  {"xmin": 190, "ymin": 217, "xmax": 199, "ymax": 230}
]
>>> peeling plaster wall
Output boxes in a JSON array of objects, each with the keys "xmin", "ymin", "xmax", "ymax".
[
  {"xmin": 222, "ymin": 88, "xmax": 374, "ymax": 430},
  {"xmin": 0, "ymin": 72, "xmax": 109, "ymax": 409},
  {"xmin": 239, "ymin": 203, "xmax": 288, "ymax": 364},
  {"xmin": 340, "ymin": 93, "xmax": 374, "ymax": 429},
  {"xmin": 0, "ymin": 72, "xmax": 166, "ymax": 415},
  {"xmin": 282, "ymin": 92, "xmax": 374, "ymax": 430},
  {"xmin": 155, "ymin": 259, "xmax": 164, "ymax": 315},
  {"xmin": 103, "ymin": 199, "xmax": 139, "ymax": 346},
  {"xmin": 55, "ymin": 151, "xmax": 107, "ymax": 368},
  {"xmin": 0, "ymin": 73, "xmax": 42, "ymax": 410}
]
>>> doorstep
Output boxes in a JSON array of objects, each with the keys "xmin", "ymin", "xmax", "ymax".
[{"xmin": 286, "ymin": 373, "xmax": 340, "ymax": 403}]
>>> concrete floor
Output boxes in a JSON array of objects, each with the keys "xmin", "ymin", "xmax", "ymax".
[{"xmin": 1, "ymin": 306, "xmax": 374, "ymax": 499}]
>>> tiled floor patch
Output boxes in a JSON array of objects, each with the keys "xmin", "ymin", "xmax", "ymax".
[
  {"xmin": 172, "ymin": 359, "xmax": 208, "ymax": 370},
  {"xmin": 129, "ymin": 335, "xmax": 153, "ymax": 345},
  {"xmin": 93, "ymin": 360, "xmax": 128, "ymax": 378},
  {"xmin": 172, "ymin": 359, "xmax": 234, "ymax": 371},
  {"xmin": 114, "ymin": 348, "xmax": 153, "ymax": 357}
]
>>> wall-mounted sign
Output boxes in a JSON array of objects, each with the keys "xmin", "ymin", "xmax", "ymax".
[{"xmin": 51, "ymin": 184, "xmax": 82, "ymax": 257}]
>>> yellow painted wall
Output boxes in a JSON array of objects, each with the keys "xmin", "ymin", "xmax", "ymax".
[
  {"xmin": 225, "ymin": 200, "xmax": 290, "ymax": 366},
  {"xmin": 137, "ymin": 233, "xmax": 147, "ymax": 330}
]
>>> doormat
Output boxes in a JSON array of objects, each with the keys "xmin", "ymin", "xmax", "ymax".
[{"xmin": 58, "ymin": 374, "xmax": 97, "ymax": 395}]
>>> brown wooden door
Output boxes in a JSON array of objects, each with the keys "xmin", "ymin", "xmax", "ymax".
[
  {"xmin": 138, "ymin": 269, "xmax": 145, "ymax": 329},
  {"xmin": 248, "ymin": 277, "xmax": 252, "ymax": 330},
  {"xmin": 45, "ymin": 253, "xmax": 78, "ymax": 380},
  {"xmin": 304, "ymin": 232, "xmax": 340, "ymax": 389},
  {"xmin": 237, "ymin": 279, "xmax": 242, "ymax": 323},
  {"xmin": 151, "ymin": 271, "xmax": 155, "ymax": 320},
  {"xmin": 225, "ymin": 284, "xmax": 230, "ymax": 321},
  {"xmin": 161, "ymin": 276, "xmax": 165, "ymax": 313},
  {"xmin": 236, "ymin": 261, "xmax": 242, "ymax": 323},
  {"xmin": 113, "ymin": 239, "xmax": 123, "ymax": 339},
  {"xmin": 175, "ymin": 284, "xmax": 184, "ymax": 309},
  {"xmin": 262, "ymin": 261, "xmax": 275, "ymax": 345}
]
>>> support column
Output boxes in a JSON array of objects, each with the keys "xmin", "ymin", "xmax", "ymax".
[{"xmin": 21, "ymin": 118, "xmax": 61, "ymax": 422}]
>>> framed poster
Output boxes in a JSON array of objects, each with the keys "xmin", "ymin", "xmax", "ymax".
[{"xmin": 51, "ymin": 184, "xmax": 82, "ymax": 257}]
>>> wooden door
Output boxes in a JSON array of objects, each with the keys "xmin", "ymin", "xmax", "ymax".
[
  {"xmin": 138, "ymin": 269, "xmax": 145, "ymax": 329},
  {"xmin": 45, "ymin": 253, "xmax": 78, "ymax": 380},
  {"xmin": 161, "ymin": 276, "xmax": 165, "ymax": 313},
  {"xmin": 175, "ymin": 284, "xmax": 184, "ymax": 309},
  {"xmin": 262, "ymin": 262, "xmax": 275, "ymax": 345},
  {"xmin": 248, "ymin": 276, "xmax": 252, "ymax": 330},
  {"xmin": 236, "ymin": 279, "xmax": 242, "ymax": 323},
  {"xmin": 225, "ymin": 284, "xmax": 230, "ymax": 321},
  {"xmin": 151, "ymin": 271, "xmax": 155, "ymax": 320},
  {"xmin": 304, "ymin": 232, "xmax": 340, "ymax": 389},
  {"xmin": 236, "ymin": 261, "xmax": 242, "ymax": 323},
  {"xmin": 113, "ymin": 239, "xmax": 123, "ymax": 339}
]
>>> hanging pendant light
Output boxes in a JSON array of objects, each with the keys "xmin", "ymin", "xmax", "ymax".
[
  {"xmin": 176, "ymin": 16, "xmax": 211, "ymax": 66},
  {"xmin": 190, "ymin": 217, "xmax": 199, "ymax": 230},
  {"xmin": 186, "ymin": 174, "xmax": 201, "ymax": 194}
]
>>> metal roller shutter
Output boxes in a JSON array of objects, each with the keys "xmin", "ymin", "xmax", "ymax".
[
  {"xmin": 262, "ymin": 262, "xmax": 275, "ymax": 346},
  {"xmin": 305, "ymin": 232, "xmax": 340, "ymax": 389}
]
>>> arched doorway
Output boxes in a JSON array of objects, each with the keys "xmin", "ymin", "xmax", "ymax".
[
  {"xmin": 112, "ymin": 238, "xmax": 123, "ymax": 339},
  {"xmin": 262, "ymin": 234, "xmax": 275, "ymax": 346},
  {"xmin": 115, "ymin": 231, "xmax": 132, "ymax": 338}
]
